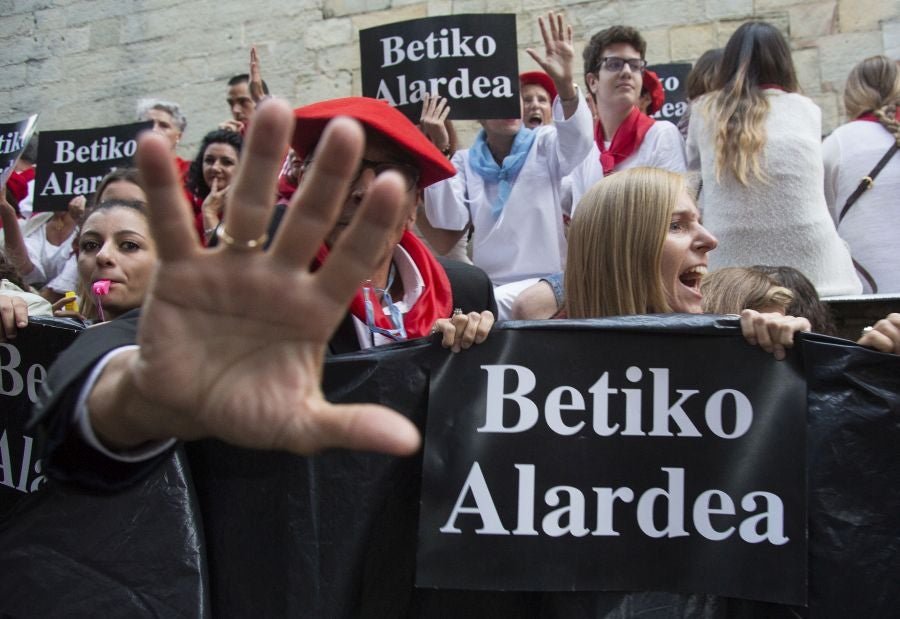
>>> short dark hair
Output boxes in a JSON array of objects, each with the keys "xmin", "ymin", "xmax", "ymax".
[
  {"xmin": 228, "ymin": 73, "xmax": 269, "ymax": 95},
  {"xmin": 583, "ymin": 26, "xmax": 647, "ymax": 77}
]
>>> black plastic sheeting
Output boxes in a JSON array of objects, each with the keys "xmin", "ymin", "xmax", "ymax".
[{"xmin": 2, "ymin": 315, "xmax": 898, "ymax": 618}]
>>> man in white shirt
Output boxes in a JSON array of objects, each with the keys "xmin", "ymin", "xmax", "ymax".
[{"xmin": 566, "ymin": 25, "xmax": 687, "ymax": 212}]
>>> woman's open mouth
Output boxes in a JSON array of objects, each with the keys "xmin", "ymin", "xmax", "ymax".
[{"xmin": 678, "ymin": 265, "xmax": 707, "ymax": 294}]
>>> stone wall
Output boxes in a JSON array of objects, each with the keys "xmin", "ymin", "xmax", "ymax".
[{"xmin": 1, "ymin": 0, "xmax": 897, "ymax": 156}]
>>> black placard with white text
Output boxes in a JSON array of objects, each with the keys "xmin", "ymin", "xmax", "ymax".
[
  {"xmin": 360, "ymin": 14, "xmax": 520, "ymax": 121},
  {"xmin": 418, "ymin": 320, "xmax": 807, "ymax": 605},
  {"xmin": 648, "ymin": 63, "xmax": 691, "ymax": 125},
  {"xmin": 0, "ymin": 318, "xmax": 81, "ymax": 519},
  {"xmin": 33, "ymin": 121, "xmax": 150, "ymax": 212},
  {"xmin": 0, "ymin": 114, "xmax": 39, "ymax": 186}
]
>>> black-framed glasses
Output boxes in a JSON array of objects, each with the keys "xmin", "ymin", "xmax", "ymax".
[
  {"xmin": 596, "ymin": 56, "xmax": 647, "ymax": 73},
  {"xmin": 302, "ymin": 157, "xmax": 420, "ymax": 192}
]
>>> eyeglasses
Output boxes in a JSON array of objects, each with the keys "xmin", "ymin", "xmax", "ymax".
[
  {"xmin": 596, "ymin": 56, "xmax": 647, "ymax": 73},
  {"xmin": 302, "ymin": 157, "xmax": 420, "ymax": 192}
]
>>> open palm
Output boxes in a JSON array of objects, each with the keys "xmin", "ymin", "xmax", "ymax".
[{"xmin": 124, "ymin": 101, "xmax": 420, "ymax": 456}]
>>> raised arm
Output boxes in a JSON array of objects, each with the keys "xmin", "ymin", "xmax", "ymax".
[{"xmin": 527, "ymin": 12, "xmax": 579, "ymax": 119}]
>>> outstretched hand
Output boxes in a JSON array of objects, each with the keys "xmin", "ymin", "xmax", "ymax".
[
  {"xmin": 525, "ymin": 12, "xmax": 576, "ymax": 95},
  {"xmin": 88, "ymin": 99, "xmax": 422, "ymax": 457}
]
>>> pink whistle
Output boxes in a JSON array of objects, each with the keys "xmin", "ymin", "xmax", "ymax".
[{"xmin": 92, "ymin": 279, "xmax": 111, "ymax": 296}]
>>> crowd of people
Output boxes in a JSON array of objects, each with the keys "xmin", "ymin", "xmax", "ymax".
[{"xmin": 0, "ymin": 12, "xmax": 897, "ymax": 508}]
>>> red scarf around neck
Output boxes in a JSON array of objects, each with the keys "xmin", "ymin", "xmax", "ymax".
[
  {"xmin": 315, "ymin": 230, "xmax": 453, "ymax": 340},
  {"xmin": 595, "ymin": 106, "xmax": 655, "ymax": 175}
]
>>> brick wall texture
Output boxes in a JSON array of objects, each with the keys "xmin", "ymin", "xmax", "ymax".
[{"xmin": 2, "ymin": 0, "xmax": 898, "ymax": 156}]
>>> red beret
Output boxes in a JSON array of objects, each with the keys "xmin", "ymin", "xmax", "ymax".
[
  {"xmin": 519, "ymin": 71, "xmax": 557, "ymax": 101},
  {"xmin": 641, "ymin": 70, "xmax": 665, "ymax": 115},
  {"xmin": 292, "ymin": 97, "xmax": 456, "ymax": 189}
]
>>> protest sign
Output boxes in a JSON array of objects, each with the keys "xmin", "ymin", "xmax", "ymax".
[
  {"xmin": 0, "ymin": 114, "xmax": 39, "ymax": 187},
  {"xmin": 418, "ymin": 319, "xmax": 808, "ymax": 605},
  {"xmin": 360, "ymin": 14, "xmax": 520, "ymax": 120},
  {"xmin": 0, "ymin": 316, "xmax": 81, "ymax": 519},
  {"xmin": 33, "ymin": 121, "xmax": 150, "ymax": 212},
  {"xmin": 648, "ymin": 63, "xmax": 691, "ymax": 126}
]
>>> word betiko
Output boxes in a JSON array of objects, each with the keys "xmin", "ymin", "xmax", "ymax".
[
  {"xmin": 360, "ymin": 14, "xmax": 520, "ymax": 120},
  {"xmin": 417, "ymin": 325, "xmax": 806, "ymax": 604}
]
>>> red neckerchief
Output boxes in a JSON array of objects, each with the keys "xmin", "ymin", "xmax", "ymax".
[
  {"xmin": 314, "ymin": 230, "xmax": 453, "ymax": 340},
  {"xmin": 856, "ymin": 108, "xmax": 900, "ymax": 123},
  {"xmin": 16, "ymin": 167, "xmax": 35, "ymax": 183},
  {"xmin": 276, "ymin": 174, "xmax": 298, "ymax": 205},
  {"xmin": 595, "ymin": 106, "xmax": 655, "ymax": 175}
]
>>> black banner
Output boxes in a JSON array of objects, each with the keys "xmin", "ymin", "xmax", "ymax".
[
  {"xmin": 33, "ymin": 121, "xmax": 150, "ymax": 212},
  {"xmin": 0, "ymin": 114, "xmax": 38, "ymax": 186},
  {"xmin": 418, "ymin": 319, "xmax": 807, "ymax": 605},
  {"xmin": 648, "ymin": 63, "xmax": 691, "ymax": 125},
  {"xmin": 360, "ymin": 14, "xmax": 520, "ymax": 121},
  {"xmin": 0, "ymin": 319, "xmax": 209, "ymax": 618},
  {"xmin": 0, "ymin": 317, "xmax": 81, "ymax": 519},
  {"xmin": 7, "ymin": 315, "xmax": 900, "ymax": 618}
]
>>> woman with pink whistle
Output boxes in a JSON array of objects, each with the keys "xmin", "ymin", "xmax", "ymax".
[{"xmin": 77, "ymin": 200, "xmax": 157, "ymax": 322}]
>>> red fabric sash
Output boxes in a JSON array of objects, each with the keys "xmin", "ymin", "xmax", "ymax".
[
  {"xmin": 315, "ymin": 230, "xmax": 453, "ymax": 340},
  {"xmin": 595, "ymin": 106, "xmax": 655, "ymax": 175}
]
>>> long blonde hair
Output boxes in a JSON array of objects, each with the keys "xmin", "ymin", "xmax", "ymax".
[
  {"xmin": 844, "ymin": 55, "xmax": 900, "ymax": 141},
  {"xmin": 705, "ymin": 21, "xmax": 798, "ymax": 186},
  {"xmin": 565, "ymin": 168, "xmax": 683, "ymax": 318}
]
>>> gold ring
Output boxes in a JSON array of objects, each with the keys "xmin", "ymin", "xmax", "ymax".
[{"xmin": 218, "ymin": 226, "xmax": 268, "ymax": 251}]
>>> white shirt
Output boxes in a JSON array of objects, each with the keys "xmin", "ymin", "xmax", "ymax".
[
  {"xmin": 424, "ymin": 95, "xmax": 594, "ymax": 286},
  {"xmin": 823, "ymin": 119, "xmax": 900, "ymax": 293},
  {"xmin": 687, "ymin": 90, "xmax": 861, "ymax": 297},
  {"xmin": 565, "ymin": 118, "xmax": 687, "ymax": 213},
  {"xmin": 351, "ymin": 244, "xmax": 425, "ymax": 349},
  {"xmin": 21, "ymin": 216, "xmax": 76, "ymax": 286}
]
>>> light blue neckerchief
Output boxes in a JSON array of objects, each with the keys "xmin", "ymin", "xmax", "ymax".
[{"xmin": 467, "ymin": 126, "xmax": 537, "ymax": 218}]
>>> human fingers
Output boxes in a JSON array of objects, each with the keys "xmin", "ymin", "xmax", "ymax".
[
  {"xmin": 444, "ymin": 313, "xmax": 465, "ymax": 353},
  {"xmin": 473, "ymin": 310, "xmax": 494, "ymax": 344},
  {"xmin": 457, "ymin": 311, "xmax": 485, "ymax": 351},
  {"xmin": 68, "ymin": 195, "xmax": 86, "ymax": 219},
  {"xmin": 0, "ymin": 295, "xmax": 28, "ymax": 340},
  {"xmin": 313, "ymin": 171, "xmax": 407, "ymax": 310},
  {"xmin": 437, "ymin": 99, "xmax": 450, "ymax": 122},
  {"xmin": 137, "ymin": 132, "xmax": 198, "ymax": 262},
  {"xmin": 434, "ymin": 318, "xmax": 456, "ymax": 349},
  {"xmin": 269, "ymin": 116, "xmax": 364, "ymax": 267},
  {"xmin": 295, "ymin": 400, "xmax": 421, "ymax": 456},
  {"xmin": 422, "ymin": 93, "xmax": 437, "ymax": 120},
  {"xmin": 858, "ymin": 314, "xmax": 900, "ymax": 354},
  {"xmin": 537, "ymin": 14, "xmax": 550, "ymax": 50},
  {"xmin": 223, "ymin": 98, "xmax": 291, "ymax": 247},
  {"xmin": 218, "ymin": 119, "xmax": 244, "ymax": 134}
]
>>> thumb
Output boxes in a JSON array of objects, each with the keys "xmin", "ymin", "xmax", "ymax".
[{"xmin": 289, "ymin": 401, "xmax": 421, "ymax": 456}]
